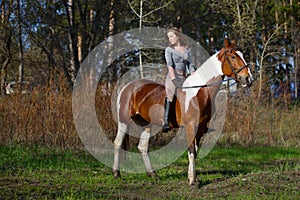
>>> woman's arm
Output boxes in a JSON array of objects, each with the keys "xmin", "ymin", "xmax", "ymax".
[
  {"xmin": 165, "ymin": 48, "xmax": 176, "ymax": 80},
  {"xmin": 168, "ymin": 66, "xmax": 176, "ymax": 80},
  {"xmin": 187, "ymin": 50, "xmax": 196, "ymax": 74}
]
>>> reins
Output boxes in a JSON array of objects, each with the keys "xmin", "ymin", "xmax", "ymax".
[
  {"xmin": 181, "ymin": 48, "xmax": 249, "ymax": 89},
  {"xmin": 181, "ymin": 77, "xmax": 236, "ymax": 89}
]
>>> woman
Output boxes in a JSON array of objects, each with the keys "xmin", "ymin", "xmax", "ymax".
[{"xmin": 162, "ymin": 27, "xmax": 196, "ymax": 132}]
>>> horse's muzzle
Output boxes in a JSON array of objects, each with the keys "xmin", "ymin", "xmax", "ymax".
[{"xmin": 240, "ymin": 76, "xmax": 253, "ymax": 87}]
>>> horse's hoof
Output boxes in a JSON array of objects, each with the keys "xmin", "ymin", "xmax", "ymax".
[
  {"xmin": 112, "ymin": 170, "xmax": 121, "ymax": 178},
  {"xmin": 147, "ymin": 171, "xmax": 160, "ymax": 180},
  {"xmin": 189, "ymin": 180, "xmax": 199, "ymax": 187},
  {"xmin": 162, "ymin": 127, "xmax": 170, "ymax": 133}
]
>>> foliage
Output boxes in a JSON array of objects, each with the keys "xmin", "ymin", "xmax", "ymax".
[{"xmin": 1, "ymin": 0, "xmax": 299, "ymax": 95}]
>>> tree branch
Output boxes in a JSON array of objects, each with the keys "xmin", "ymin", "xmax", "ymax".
[
  {"xmin": 143, "ymin": 0, "xmax": 174, "ymax": 18},
  {"xmin": 128, "ymin": 0, "xmax": 140, "ymax": 18}
]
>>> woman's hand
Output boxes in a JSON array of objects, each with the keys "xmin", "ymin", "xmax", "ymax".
[{"xmin": 172, "ymin": 79, "xmax": 183, "ymax": 88}]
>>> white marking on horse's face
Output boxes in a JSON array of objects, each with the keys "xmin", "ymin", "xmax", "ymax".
[
  {"xmin": 236, "ymin": 50, "xmax": 253, "ymax": 82},
  {"xmin": 248, "ymin": 68, "xmax": 254, "ymax": 81},
  {"xmin": 236, "ymin": 51, "xmax": 247, "ymax": 65}
]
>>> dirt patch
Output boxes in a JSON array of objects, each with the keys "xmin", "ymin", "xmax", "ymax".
[{"xmin": 110, "ymin": 170, "xmax": 300, "ymax": 199}]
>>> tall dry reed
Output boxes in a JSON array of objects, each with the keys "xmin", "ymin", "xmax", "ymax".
[
  {"xmin": 1, "ymin": 77, "xmax": 299, "ymax": 148},
  {"xmin": 221, "ymin": 85, "xmax": 300, "ymax": 147}
]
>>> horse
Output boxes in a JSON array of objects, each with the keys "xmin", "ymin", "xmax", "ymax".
[{"xmin": 112, "ymin": 38, "xmax": 253, "ymax": 186}]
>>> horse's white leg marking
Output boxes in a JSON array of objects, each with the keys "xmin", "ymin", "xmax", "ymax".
[
  {"xmin": 195, "ymin": 141, "xmax": 199, "ymax": 154},
  {"xmin": 188, "ymin": 151, "xmax": 196, "ymax": 185},
  {"xmin": 137, "ymin": 128, "xmax": 154, "ymax": 173},
  {"xmin": 113, "ymin": 122, "xmax": 128, "ymax": 172}
]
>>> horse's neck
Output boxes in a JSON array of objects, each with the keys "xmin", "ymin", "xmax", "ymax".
[
  {"xmin": 194, "ymin": 52, "xmax": 222, "ymax": 82},
  {"xmin": 183, "ymin": 52, "xmax": 223, "ymax": 87},
  {"xmin": 206, "ymin": 75, "xmax": 224, "ymax": 99},
  {"xmin": 182, "ymin": 53, "xmax": 224, "ymax": 112}
]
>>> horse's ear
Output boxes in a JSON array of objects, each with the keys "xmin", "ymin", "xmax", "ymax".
[
  {"xmin": 231, "ymin": 39, "xmax": 236, "ymax": 46},
  {"xmin": 224, "ymin": 38, "xmax": 230, "ymax": 48}
]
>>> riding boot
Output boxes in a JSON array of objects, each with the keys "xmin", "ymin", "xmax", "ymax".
[{"xmin": 162, "ymin": 97, "xmax": 171, "ymax": 132}]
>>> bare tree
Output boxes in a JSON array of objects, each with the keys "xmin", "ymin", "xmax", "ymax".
[
  {"xmin": 128, "ymin": 0, "xmax": 174, "ymax": 78},
  {"xmin": 107, "ymin": 0, "xmax": 115, "ymax": 88},
  {"xmin": 289, "ymin": 0, "xmax": 299, "ymax": 98},
  {"xmin": 16, "ymin": 0, "xmax": 24, "ymax": 83},
  {"xmin": 0, "ymin": 0, "xmax": 13, "ymax": 96},
  {"xmin": 292, "ymin": 29, "xmax": 299, "ymax": 99},
  {"xmin": 64, "ymin": 0, "xmax": 79, "ymax": 84},
  {"xmin": 258, "ymin": 24, "xmax": 283, "ymax": 101}
]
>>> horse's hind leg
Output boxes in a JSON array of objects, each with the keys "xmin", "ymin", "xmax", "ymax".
[
  {"xmin": 138, "ymin": 127, "xmax": 158, "ymax": 178},
  {"xmin": 112, "ymin": 122, "xmax": 129, "ymax": 178},
  {"xmin": 185, "ymin": 124, "xmax": 199, "ymax": 186}
]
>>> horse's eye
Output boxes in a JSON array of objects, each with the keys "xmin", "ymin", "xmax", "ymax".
[{"xmin": 231, "ymin": 55, "xmax": 236, "ymax": 59}]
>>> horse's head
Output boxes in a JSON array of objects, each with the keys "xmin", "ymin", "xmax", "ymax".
[{"xmin": 217, "ymin": 39, "xmax": 253, "ymax": 87}]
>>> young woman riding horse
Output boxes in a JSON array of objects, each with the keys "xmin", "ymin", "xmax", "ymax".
[
  {"xmin": 163, "ymin": 27, "xmax": 197, "ymax": 132},
  {"xmin": 112, "ymin": 37, "xmax": 253, "ymax": 186}
]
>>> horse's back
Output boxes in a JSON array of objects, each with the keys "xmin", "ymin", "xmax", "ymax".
[{"xmin": 117, "ymin": 79, "xmax": 166, "ymax": 125}]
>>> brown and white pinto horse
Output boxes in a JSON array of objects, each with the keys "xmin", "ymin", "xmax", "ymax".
[{"xmin": 112, "ymin": 39, "xmax": 253, "ymax": 185}]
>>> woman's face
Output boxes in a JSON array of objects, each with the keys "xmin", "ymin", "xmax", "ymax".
[{"xmin": 167, "ymin": 31, "xmax": 179, "ymax": 46}]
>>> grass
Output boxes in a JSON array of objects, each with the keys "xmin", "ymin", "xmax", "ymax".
[{"xmin": 1, "ymin": 145, "xmax": 299, "ymax": 199}]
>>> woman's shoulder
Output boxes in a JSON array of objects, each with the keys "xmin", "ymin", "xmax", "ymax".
[{"xmin": 165, "ymin": 47, "xmax": 173, "ymax": 52}]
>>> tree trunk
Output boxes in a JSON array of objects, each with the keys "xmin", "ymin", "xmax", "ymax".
[
  {"xmin": 64, "ymin": 0, "xmax": 79, "ymax": 84},
  {"xmin": 0, "ymin": 0, "xmax": 13, "ymax": 96},
  {"xmin": 17, "ymin": 0, "xmax": 24, "ymax": 83},
  {"xmin": 290, "ymin": 0, "xmax": 299, "ymax": 98},
  {"xmin": 106, "ymin": 0, "xmax": 115, "ymax": 90},
  {"xmin": 0, "ymin": 1, "xmax": 6, "ymax": 96},
  {"xmin": 138, "ymin": 0, "xmax": 144, "ymax": 78},
  {"xmin": 78, "ymin": 33, "xmax": 83, "ymax": 63},
  {"xmin": 76, "ymin": 0, "xmax": 90, "ymax": 63}
]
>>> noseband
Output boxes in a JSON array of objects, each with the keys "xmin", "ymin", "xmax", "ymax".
[{"xmin": 223, "ymin": 49, "xmax": 249, "ymax": 79}]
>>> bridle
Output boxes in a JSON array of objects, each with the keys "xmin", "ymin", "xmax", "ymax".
[
  {"xmin": 181, "ymin": 47, "xmax": 252, "ymax": 89},
  {"xmin": 223, "ymin": 48, "xmax": 250, "ymax": 80}
]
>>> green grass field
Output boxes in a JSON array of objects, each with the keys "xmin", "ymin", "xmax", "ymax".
[{"xmin": 1, "ymin": 145, "xmax": 299, "ymax": 199}]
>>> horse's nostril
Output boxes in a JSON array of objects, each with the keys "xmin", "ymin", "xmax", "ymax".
[{"xmin": 246, "ymin": 76, "xmax": 253, "ymax": 87}]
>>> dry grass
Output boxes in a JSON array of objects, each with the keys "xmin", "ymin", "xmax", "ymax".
[
  {"xmin": 1, "ymin": 77, "xmax": 299, "ymax": 148},
  {"xmin": 222, "ymin": 84, "xmax": 300, "ymax": 147},
  {"xmin": 1, "ymin": 78, "xmax": 78, "ymax": 148}
]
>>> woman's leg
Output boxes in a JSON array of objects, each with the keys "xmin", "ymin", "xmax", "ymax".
[{"xmin": 163, "ymin": 75, "xmax": 175, "ymax": 132}]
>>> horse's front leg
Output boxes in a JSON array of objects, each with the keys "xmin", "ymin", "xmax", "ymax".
[
  {"xmin": 137, "ymin": 127, "xmax": 158, "ymax": 178},
  {"xmin": 186, "ymin": 124, "xmax": 198, "ymax": 186}
]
